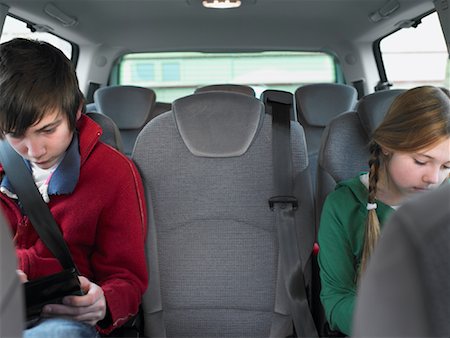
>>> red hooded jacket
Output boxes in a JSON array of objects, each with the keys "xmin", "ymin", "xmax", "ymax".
[{"xmin": 0, "ymin": 114, "xmax": 148, "ymax": 334}]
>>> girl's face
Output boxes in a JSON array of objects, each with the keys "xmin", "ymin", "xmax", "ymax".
[{"xmin": 385, "ymin": 137, "xmax": 450, "ymax": 201}]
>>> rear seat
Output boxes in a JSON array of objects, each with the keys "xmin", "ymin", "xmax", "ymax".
[
  {"xmin": 312, "ymin": 89, "xmax": 405, "ymax": 335},
  {"xmin": 93, "ymin": 85, "xmax": 156, "ymax": 156},
  {"xmin": 316, "ymin": 88, "xmax": 405, "ymax": 219},
  {"xmin": 85, "ymin": 111, "xmax": 124, "ymax": 153},
  {"xmin": 132, "ymin": 91, "xmax": 315, "ymax": 337},
  {"xmin": 294, "ymin": 83, "xmax": 358, "ymax": 190}
]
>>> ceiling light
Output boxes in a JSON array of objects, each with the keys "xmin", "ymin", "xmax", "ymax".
[{"xmin": 202, "ymin": 0, "xmax": 241, "ymax": 9}]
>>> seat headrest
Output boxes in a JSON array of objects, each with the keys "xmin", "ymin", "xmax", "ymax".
[
  {"xmin": 94, "ymin": 85, "xmax": 156, "ymax": 129},
  {"xmin": 260, "ymin": 89, "xmax": 296, "ymax": 120},
  {"xmin": 357, "ymin": 89, "xmax": 406, "ymax": 137},
  {"xmin": 173, "ymin": 91, "xmax": 264, "ymax": 157},
  {"xmin": 295, "ymin": 83, "xmax": 357, "ymax": 127},
  {"xmin": 194, "ymin": 84, "xmax": 256, "ymax": 97}
]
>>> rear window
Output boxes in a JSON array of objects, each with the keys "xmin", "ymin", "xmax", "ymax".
[{"xmin": 111, "ymin": 51, "xmax": 341, "ymax": 101}]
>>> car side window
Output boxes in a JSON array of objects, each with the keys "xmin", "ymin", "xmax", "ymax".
[
  {"xmin": 0, "ymin": 15, "xmax": 73, "ymax": 60},
  {"xmin": 380, "ymin": 12, "xmax": 449, "ymax": 89}
]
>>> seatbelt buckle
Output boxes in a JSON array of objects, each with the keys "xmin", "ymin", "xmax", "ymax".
[{"xmin": 268, "ymin": 196, "xmax": 298, "ymax": 210}]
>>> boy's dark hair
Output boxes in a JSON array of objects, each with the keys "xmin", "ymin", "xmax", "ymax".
[{"xmin": 0, "ymin": 38, "xmax": 83, "ymax": 137}]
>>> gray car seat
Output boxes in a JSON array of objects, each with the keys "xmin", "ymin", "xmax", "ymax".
[
  {"xmin": 132, "ymin": 91, "xmax": 315, "ymax": 337},
  {"xmin": 85, "ymin": 112, "xmax": 125, "ymax": 153},
  {"xmin": 295, "ymin": 83, "xmax": 357, "ymax": 189},
  {"xmin": 353, "ymin": 184, "xmax": 450, "ymax": 337},
  {"xmin": 194, "ymin": 83, "xmax": 256, "ymax": 97},
  {"xmin": 315, "ymin": 89, "xmax": 405, "ymax": 220},
  {"xmin": 0, "ymin": 211, "xmax": 24, "ymax": 338},
  {"xmin": 94, "ymin": 85, "xmax": 156, "ymax": 156},
  {"xmin": 312, "ymin": 89, "xmax": 405, "ymax": 336}
]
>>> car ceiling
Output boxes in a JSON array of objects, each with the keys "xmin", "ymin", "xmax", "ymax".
[{"xmin": 3, "ymin": 0, "xmax": 436, "ymax": 52}]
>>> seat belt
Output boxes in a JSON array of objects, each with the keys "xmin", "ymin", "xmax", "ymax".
[
  {"xmin": 0, "ymin": 140, "xmax": 78, "ymax": 272},
  {"xmin": 268, "ymin": 93, "xmax": 318, "ymax": 337}
]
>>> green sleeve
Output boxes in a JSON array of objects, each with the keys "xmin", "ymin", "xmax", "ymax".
[{"xmin": 318, "ymin": 189, "xmax": 360, "ymax": 335}]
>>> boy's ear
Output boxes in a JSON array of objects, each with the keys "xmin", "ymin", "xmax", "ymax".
[{"xmin": 76, "ymin": 104, "xmax": 83, "ymax": 120}]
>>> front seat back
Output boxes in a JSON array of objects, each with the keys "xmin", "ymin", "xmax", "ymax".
[
  {"xmin": 94, "ymin": 85, "xmax": 156, "ymax": 156},
  {"xmin": 133, "ymin": 91, "xmax": 315, "ymax": 337},
  {"xmin": 0, "ymin": 211, "xmax": 24, "ymax": 337}
]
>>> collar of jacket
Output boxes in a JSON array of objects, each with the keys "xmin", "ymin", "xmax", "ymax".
[{"xmin": 0, "ymin": 133, "xmax": 80, "ymax": 196}]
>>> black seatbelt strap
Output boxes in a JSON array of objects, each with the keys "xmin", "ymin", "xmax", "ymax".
[
  {"xmin": 0, "ymin": 140, "xmax": 78, "ymax": 272},
  {"xmin": 268, "ymin": 95, "xmax": 318, "ymax": 337}
]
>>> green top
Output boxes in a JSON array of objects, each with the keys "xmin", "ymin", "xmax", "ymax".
[{"xmin": 317, "ymin": 174, "xmax": 395, "ymax": 335}]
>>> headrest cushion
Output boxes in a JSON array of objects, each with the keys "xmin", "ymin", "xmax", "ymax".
[
  {"xmin": 194, "ymin": 84, "xmax": 256, "ymax": 97},
  {"xmin": 173, "ymin": 92, "xmax": 264, "ymax": 157},
  {"xmin": 94, "ymin": 85, "xmax": 156, "ymax": 129},
  {"xmin": 295, "ymin": 83, "xmax": 357, "ymax": 127},
  {"xmin": 357, "ymin": 89, "xmax": 406, "ymax": 136}
]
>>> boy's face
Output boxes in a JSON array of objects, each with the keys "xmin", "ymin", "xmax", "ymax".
[{"xmin": 5, "ymin": 108, "xmax": 80, "ymax": 169}]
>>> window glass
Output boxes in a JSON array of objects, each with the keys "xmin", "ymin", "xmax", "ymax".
[
  {"xmin": 380, "ymin": 12, "xmax": 449, "ymax": 89},
  {"xmin": 113, "ymin": 51, "xmax": 339, "ymax": 102},
  {"xmin": 1, "ymin": 15, "xmax": 72, "ymax": 59}
]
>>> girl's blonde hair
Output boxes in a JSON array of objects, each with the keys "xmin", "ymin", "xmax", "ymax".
[{"xmin": 360, "ymin": 86, "xmax": 450, "ymax": 274}]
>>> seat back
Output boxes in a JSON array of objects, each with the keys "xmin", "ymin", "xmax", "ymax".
[
  {"xmin": 353, "ymin": 184, "xmax": 450, "ymax": 337},
  {"xmin": 194, "ymin": 83, "xmax": 256, "ymax": 97},
  {"xmin": 94, "ymin": 85, "xmax": 156, "ymax": 156},
  {"xmin": 311, "ymin": 88, "xmax": 405, "ymax": 336},
  {"xmin": 295, "ymin": 83, "xmax": 357, "ymax": 188},
  {"xmin": 85, "ymin": 112, "xmax": 125, "ymax": 153},
  {"xmin": 0, "ymin": 211, "xmax": 24, "ymax": 337},
  {"xmin": 133, "ymin": 91, "xmax": 315, "ymax": 337},
  {"xmin": 316, "ymin": 89, "xmax": 405, "ymax": 220}
]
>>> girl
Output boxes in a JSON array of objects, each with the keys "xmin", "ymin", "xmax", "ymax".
[{"xmin": 318, "ymin": 86, "xmax": 450, "ymax": 335}]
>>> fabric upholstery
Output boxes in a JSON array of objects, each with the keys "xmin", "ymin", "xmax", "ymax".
[
  {"xmin": 194, "ymin": 84, "xmax": 256, "ymax": 97},
  {"xmin": 173, "ymin": 92, "xmax": 263, "ymax": 157},
  {"xmin": 316, "ymin": 89, "xmax": 405, "ymax": 220},
  {"xmin": 86, "ymin": 112, "xmax": 124, "ymax": 153},
  {"xmin": 132, "ymin": 91, "xmax": 315, "ymax": 337},
  {"xmin": 94, "ymin": 85, "xmax": 156, "ymax": 156},
  {"xmin": 295, "ymin": 83, "xmax": 357, "ymax": 128},
  {"xmin": 294, "ymin": 83, "xmax": 357, "ymax": 191},
  {"xmin": 353, "ymin": 184, "xmax": 450, "ymax": 337},
  {"xmin": 0, "ymin": 211, "xmax": 24, "ymax": 337}
]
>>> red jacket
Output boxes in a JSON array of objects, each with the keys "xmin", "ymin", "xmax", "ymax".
[{"xmin": 0, "ymin": 115, "xmax": 148, "ymax": 334}]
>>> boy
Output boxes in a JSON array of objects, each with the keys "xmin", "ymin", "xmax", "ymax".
[{"xmin": 0, "ymin": 38, "xmax": 148, "ymax": 337}]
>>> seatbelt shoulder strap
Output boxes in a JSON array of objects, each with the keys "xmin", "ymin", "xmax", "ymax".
[
  {"xmin": 0, "ymin": 140, "xmax": 78, "ymax": 272},
  {"xmin": 268, "ymin": 93, "xmax": 318, "ymax": 337}
]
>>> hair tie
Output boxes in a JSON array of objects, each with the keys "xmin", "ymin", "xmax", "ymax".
[{"xmin": 367, "ymin": 202, "xmax": 377, "ymax": 210}]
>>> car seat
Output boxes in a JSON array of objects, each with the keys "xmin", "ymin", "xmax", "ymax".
[
  {"xmin": 94, "ymin": 85, "xmax": 156, "ymax": 156},
  {"xmin": 132, "ymin": 91, "xmax": 316, "ymax": 337}
]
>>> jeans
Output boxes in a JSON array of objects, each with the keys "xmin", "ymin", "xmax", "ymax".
[{"xmin": 24, "ymin": 318, "xmax": 98, "ymax": 338}]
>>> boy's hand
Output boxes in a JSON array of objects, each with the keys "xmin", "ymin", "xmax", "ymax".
[{"xmin": 41, "ymin": 276, "xmax": 106, "ymax": 326}]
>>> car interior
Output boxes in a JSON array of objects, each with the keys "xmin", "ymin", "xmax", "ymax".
[{"xmin": 0, "ymin": 0, "xmax": 448, "ymax": 337}]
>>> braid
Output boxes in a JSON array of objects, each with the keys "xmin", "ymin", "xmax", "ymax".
[{"xmin": 360, "ymin": 141, "xmax": 382, "ymax": 276}]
